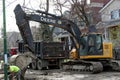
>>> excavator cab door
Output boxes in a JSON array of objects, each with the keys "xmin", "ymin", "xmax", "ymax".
[{"xmin": 87, "ymin": 34, "xmax": 103, "ymax": 55}]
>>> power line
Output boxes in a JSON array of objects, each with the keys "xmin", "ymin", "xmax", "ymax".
[
  {"xmin": 6, "ymin": 0, "xmax": 17, "ymax": 7},
  {"xmin": 0, "ymin": 0, "xmax": 17, "ymax": 15}
]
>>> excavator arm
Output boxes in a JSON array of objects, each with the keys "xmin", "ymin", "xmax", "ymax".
[
  {"xmin": 14, "ymin": 4, "xmax": 85, "ymax": 55},
  {"xmin": 14, "ymin": 4, "xmax": 34, "ymax": 53}
]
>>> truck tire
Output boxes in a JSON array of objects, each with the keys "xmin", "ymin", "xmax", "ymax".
[
  {"xmin": 37, "ymin": 60, "xmax": 43, "ymax": 70},
  {"xmin": 31, "ymin": 60, "xmax": 37, "ymax": 70}
]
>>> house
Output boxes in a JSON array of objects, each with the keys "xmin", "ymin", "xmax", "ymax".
[
  {"xmin": 99, "ymin": 0, "xmax": 120, "ymax": 48},
  {"xmin": 87, "ymin": 0, "xmax": 110, "ymax": 24},
  {"xmin": 7, "ymin": 32, "xmax": 21, "ymax": 49},
  {"xmin": 70, "ymin": 0, "xmax": 110, "ymax": 32}
]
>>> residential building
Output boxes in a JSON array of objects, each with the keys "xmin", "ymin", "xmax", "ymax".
[
  {"xmin": 99, "ymin": 0, "xmax": 120, "ymax": 48},
  {"xmin": 88, "ymin": 0, "xmax": 110, "ymax": 24},
  {"xmin": 7, "ymin": 32, "xmax": 21, "ymax": 49},
  {"xmin": 70, "ymin": 0, "xmax": 110, "ymax": 32}
]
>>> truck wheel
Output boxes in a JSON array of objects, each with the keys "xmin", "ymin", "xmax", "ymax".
[
  {"xmin": 37, "ymin": 60, "xmax": 43, "ymax": 70},
  {"xmin": 31, "ymin": 60, "xmax": 37, "ymax": 70}
]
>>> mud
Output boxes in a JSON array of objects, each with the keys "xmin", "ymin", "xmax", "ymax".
[{"xmin": 25, "ymin": 69, "xmax": 120, "ymax": 80}]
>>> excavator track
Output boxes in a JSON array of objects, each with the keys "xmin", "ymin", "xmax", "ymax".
[
  {"xmin": 111, "ymin": 60, "xmax": 120, "ymax": 71},
  {"xmin": 61, "ymin": 60, "xmax": 103, "ymax": 73}
]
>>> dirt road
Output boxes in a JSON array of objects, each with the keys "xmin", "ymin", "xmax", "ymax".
[{"xmin": 25, "ymin": 69, "xmax": 120, "ymax": 80}]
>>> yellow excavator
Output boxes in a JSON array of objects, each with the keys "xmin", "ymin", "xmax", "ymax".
[
  {"xmin": 67, "ymin": 31, "xmax": 114, "ymax": 73},
  {"xmin": 9, "ymin": 4, "xmax": 120, "ymax": 80}
]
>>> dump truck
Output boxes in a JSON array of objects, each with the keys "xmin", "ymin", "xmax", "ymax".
[{"xmin": 18, "ymin": 41, "xmax": 69, "ymax": 69}]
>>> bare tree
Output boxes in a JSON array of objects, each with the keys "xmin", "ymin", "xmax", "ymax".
[
  {"xmin": 39, "ymin": 0, "xmax": 55, "ymax": 41},
  {"xmin": 53, "ymin": 0, "xmax": 90, "ymax": 27},
  {"xmin": 46, "ymin": 0, "xmax": 49, "ymax": 13},
  {"xmin": 53, "ymin": 0, "xmax": 69, "ymax": 16},
  {"xmin": 72, "ymin": 0, "xmax": 90, "ymax": 26}
]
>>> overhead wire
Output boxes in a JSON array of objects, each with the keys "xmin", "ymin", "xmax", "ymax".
[
  {"xmin": 6, "ymin": 0, "xmax": 17, "ymax": 7},
  {"xmin": 0, "ymin": 0, "xmax": 17, "ymax": 16}
]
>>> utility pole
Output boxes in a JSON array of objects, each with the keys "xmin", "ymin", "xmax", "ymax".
[{"xmin": 2, "ymin": 0, "xmax": 8, "ymax": 80}]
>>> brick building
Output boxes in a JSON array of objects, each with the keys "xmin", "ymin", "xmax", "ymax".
[
  {"xmin": 88, "ymin": 0, "xmax": 110, "ymax": 24},
  {"xmin": 70, "ymin": 0, "xmax": 110, "ymax": 28}
]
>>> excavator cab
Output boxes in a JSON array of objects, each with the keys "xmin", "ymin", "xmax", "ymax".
[
  {"xmin": 79, "ymin": 33, "xmax": 113, "ymax": 59},
  {"xmin": 70, "ymin": 33, "xmax": 103, "ymax": 59},
  {"xmin": 70, "ymin": 32, "xmax": 112, "ymax": 60},
  {"xmin": 78, "ymin": 33, "xmax": 103, "ymax": 56},
  {"xmin": 87, "ymin": 33, "xmax": 103, "ymax": 55}
]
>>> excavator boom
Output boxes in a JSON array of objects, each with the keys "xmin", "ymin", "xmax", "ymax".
[{"xmin": 14, "ymin": 4, "xmax": 86, "ymax": 55}]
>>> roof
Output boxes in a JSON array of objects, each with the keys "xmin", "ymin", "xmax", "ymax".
[{"xmin": 99, "ymin": 0, "xmax": 114, "ymax": 13}]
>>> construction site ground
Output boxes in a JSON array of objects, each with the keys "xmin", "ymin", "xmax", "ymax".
[
  {"xmin": 1, "ymin": 61, "xmax": 120, "ymax": 80},
  {"xmin": 24, "ymin": 69, "xmax": 120, "ymax": 80},
  {"xmin": 1, "ymin": 69, "xmax": 120, "ymax": 80}
]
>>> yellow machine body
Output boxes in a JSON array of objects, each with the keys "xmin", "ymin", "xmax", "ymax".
[
  {"xmin": 80, "ymin": 42, "xmax": 113, "ymax": 59},
  {"xmin": 70, "ymin": 42, "xmax": 112, "ymax": 59}
]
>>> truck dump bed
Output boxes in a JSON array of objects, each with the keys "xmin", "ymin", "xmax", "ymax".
[{"xmin": 18, "ymin": 41, "xmax": 69, "ymax": 59}]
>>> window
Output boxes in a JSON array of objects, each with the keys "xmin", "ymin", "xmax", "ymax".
[
  {"xmin": 111, "ymin": 10, "xmax": 120, "ymax": 19},
  {"xmin": 96, "ymin": 35, "xmax": 102, "ymax": 50}
]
